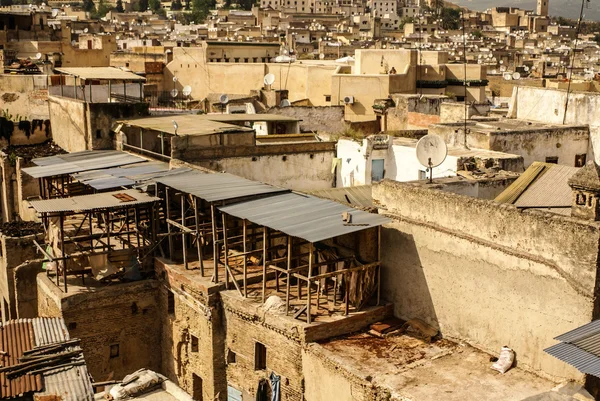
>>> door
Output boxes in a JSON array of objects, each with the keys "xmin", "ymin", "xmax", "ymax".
[{"xmin": 371, "ymin": 159, "xmax": 385, "ymax": 182}]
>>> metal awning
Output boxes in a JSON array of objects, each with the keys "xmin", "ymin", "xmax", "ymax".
[
  {"xmin": 119, "ymin": 115, "xmax": 254, "ymax": 136},
  {"xmin": 71, "ymin": 162, "xmax": 190, "ymax": 191},
  {"xmin": 218, "ymin": 192, "xmax": 390, "ymax": 243},
  {"xmin": 23, "ymin": 151, "xmax": 147, "ymax": 179},
  {"xmin": 55, "ymin": 67, "xmax": 146, "ymax": 81},
  {"xmin": 29, "ymin": 189, "xmax": 160, "ymax": 214},
  {"xmin": 545, "ymin": 320, "xmax": 600, "ymax": 378},
  {"xmin": 154, "ymin": 170, "xmax": 289, "ymax": 203}
]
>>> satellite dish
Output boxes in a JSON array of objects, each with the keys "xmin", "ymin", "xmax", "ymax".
[
  {"xmin": 499, "ymin": 60, "xmax": 504, "ymax": 64},
  {"xmin": 71, "ymin": 40, "xmax": 77, "ymax": 46},
  {"xmin": 35, "ymin": 53, "xmax": 42, "ymax": 60},
  {"xmin": 416, "ymin": 135, "xmax": 448, "ymax": 183},
  {"xmin": 182, "ymin": 85, "xmax": 192, "ymax": 96},
  {"xmin": 503, "ymin": 73, "xmax": 512, "ymax": 80},
  {"xmin": 83, "ymin": 28, "xmax": 88, "ymax": 33},
  {"xmin": 280, "ymin": 99, "xmax": 291, "ymax": 107},
  {"xmin": 264, "ymin": 73, "xmax": 275, "ymax": 86},
  {"xmin": 512, "ymin": 72, "xmax": 521, "ymax": 80},
  {"xmin": 219, "ymin": 94, "xmax": 229, "ymax": 104},
  {"xmin": 524, "ymin": 66, "xmax": 530, "ymax": 71},
  {"xmin": 492, "ymin": 69, "xmax": 497, "ymax": 74},
  {"xmin": 500, "ymin": 66, "xmax": 507, "ymax": 72},
  {"xmin": 170, "ymin": 89, "xmax": 179, "ymax": 97},
  {"xmin": 319, "ymin": 53, "xmax": 325, "ymax": 60},
  {"xmin": 172, "ymin": 76, "xmax": 178, "ymax": 82}
]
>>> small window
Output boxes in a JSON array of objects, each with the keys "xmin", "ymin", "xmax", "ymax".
[
  {"xmin": 575, "ymin": 154, "xmax": 587, "ymax": 167},
  {"xmin": 125, "ymin": 62, "xmax": 130, "ymax": 67},
  {"xmin": 110, "ymin": 344, "xmax": 120, "ymax": 358},
  {"xmin": 576, "ymin": 192, "xmax": 586, "ymax": 205},
  {"xmin": 96, "ymin": 129, "xmax": 102, "ymax": 139},
  {"xmin": 325, "ymin": 95, "xmax": 331, "ymax": 102},
  {"xmin": 254, "ymin": 342, "xmax": 267, "ymax": 370},
  {"xmin": 191, "ymin": 335, "xmax": 199, "ymax": 352},
  {"xmin": 227, "ymin": 349, "xmax": 237, "ymax": 364},
  {"xmin": 545, "ymin": 156, "xmax": 559, "ymax": 164},
  {"xmin": 234, "ymin": 58, "xmax": 240, "ymax": 63},
  {"xmin": 168, "ymin": 291, "xmax": 175, "ymax": 315}
]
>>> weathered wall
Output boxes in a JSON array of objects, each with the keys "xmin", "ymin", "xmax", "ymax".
[
  {"xmin": 265, "ymin": 106, "xmax": 347, "ymax": 136},
  {"xmin": 508, "ymin": 86, "xmax": 600, "ymax": 163},
  {"xmin": 37, "ymin": 275, "xmax": 162, "ymax": 381},
  {"xmin": 14, "ymin": 260, "xmax": 43, "ymax": 319},
  {"xmin": 156, "ymin": 259, "xmax": 226, "ymax": 401},
  {"xmin": 373, "ymin": 180, "xmax": 600, "ymax": 380},
  {"xmin": 48, "ymin": 95, "xmax": 149, "ymax": 152},
  {"xmin": 0, "ymin": 74, "xmax": 49, "ymax": 120}
]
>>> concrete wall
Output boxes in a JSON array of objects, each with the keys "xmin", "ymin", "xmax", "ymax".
[
  {"xmin": 37, "ymin": 275, "xmax": 162, "ymax": 381},
  {"xmin": 508, "ymin": 86, "xmax": 600, "ymax": 163},
  {"xmin": 265, "ymin": 106, "xmax": 347, "ymax": 136},
  {"xmin": 373, "ymin": 180, "xmax": 600, "ymax": 380},
  {"xmin": 0, "ymin": 74, "xmax": 49, "ymax": 120},
  {"xmin": 48, "ymin": 95, "xmax": 149, "ymax": 152}
]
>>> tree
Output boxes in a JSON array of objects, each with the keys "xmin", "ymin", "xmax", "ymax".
[
  {"xmin": 148, "ymin": 0, "xmax": 161, "ymax": 11},
  {"xmin": 115, "ymin": 0, "xmax": 124, "ymax": 12},
  {"xmin": 171, "ymin": 0, "xmax": 182, "ymax": 10},
  {"xmin": 432, "ymin": 0, "xmax": 443, "ymax": 16},
  {"xmin": 440, "ymin": 7, "xmax": 461, "ymax": 30},
  {"xmin": 82, "ymin": 0, "xmax": 95, "ymax": 12},
  {"xmin": 472, "ymin": 29, "xmax": 483, "ymax": 39},
  {"xmin": 184, "ymin": 0, "xmax": 190, "ymax": 10},
  {"xmin": 135, "ymin": 0, "xmax": 149, "ymax": 11}
]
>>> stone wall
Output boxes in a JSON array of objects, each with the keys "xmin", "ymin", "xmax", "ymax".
[
  {"xmin": 0, "ymin": 74, "xmax": 50, "ymax": 120},
  {"xmin": 373, "ymin": 179, "xmax": 600, "ymax": 380},
  {"xmin": 36, "ymin": 275, "xmax": 162, "ymax": 381},
  {"xmin": 14, "ymin": 260, "xmax": 43, "ymax": 318},
  {"xmin": 265, "ymin": 106, "xmax": 347, "ymax": 136}
]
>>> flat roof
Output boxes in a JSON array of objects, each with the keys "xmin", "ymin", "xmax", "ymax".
[
  {"xmin": 55, "ymin": 67, "xmax": 146, "ymax": 81},
  {"xmin": 205, "ymin": 114, "xmax": 301, "ymax": 123},
  {"xmin": 219, "ymin": 192, "xmax": 390, "ymax": 243},
  {"xmin": 29, "ymin": 189, "xmax": 160, "ymax": 213},
  {"xmin": 120, "ymin": 115, "xmax": 254, "ymax": 136}
]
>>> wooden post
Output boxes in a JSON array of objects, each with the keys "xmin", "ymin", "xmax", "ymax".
[
  {"xmin": 242, "ymin": 219, "xmax": 247, "ymax": 297},
  {"xmin": 286, "ymin": 236, "xmax": 292, "ymax": 315},
  {"xmin": 222, "ymin": 213, "xmax": 229, "ymax": 289},
  {"xmin": 194, "ymin": 197, "xmax": 204, "ymax": 276},
  {"xmin": 89, "ymin": 80, "xmax": 92, "ymax": 103},
  {"xmin": 108, "ymin": 80, "xmax": 111, "ymax": 102},
  {"xmin": 166, "ymin": 188, "xmax": 173, "ymax": 259},
  {"xmin": 89, "ymin": 211, "xmax": 93, "ymax": 251},
  {"xmin": 106, "ymin": 210, "xmax": 111, "ymax": 252},
  {"xmin": 377, "ymin": 225, "xmax": 381, "ymax": 306},
  {"xmin": 181, "ymin": 194, "xmax": 187, "ymax": 269},
  {"xmin": 262, "ymin": 226, "xmax": 267, "ymax": 304},
  {"xmin": 307, "ymin": 242, "xmax": 313, "ymax": 324},
  {"xmin": 211, "ymin": 204, "xmax": 218, "ymax": 283},
  {"xmin": 59, "ymin": 213, "xmax": 65, "ymax": 291},
  {"xmin": 74, "ymin": 77, "xmax": 78, "ymax": 100},
  {"xmin": 345, "ymin": 273, "xmax": 349, "ymax": 316},
  {"xmin": 125, "ymin": 208, "xmax": 131, "ymax": 246}
]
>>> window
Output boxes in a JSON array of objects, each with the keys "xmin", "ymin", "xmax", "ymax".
[
  {"xmin": 575, "ymin": 154, "xmax": 587, "ymax": 167},
  {"xmin": 545, "ymin": 156, "xmax": 559, "ymax": 164},
  {"xmin": 168, "ymin": 291, "xmax": 175, "ymax": 314},
  {"xmin": 325, "ymin": 95, "xmax": 331, "ymax": 102},
  {"xmin": 192, "ymin": 374, "xmax": 203, "ymax": 401},
  {"xmin": 96, "ymin": 129, "xmax": 102, "ymax": 139},
  {"xmin": 110, "ymin": 344, "xmax": 120, "ymax": 358},
  {"xmin": 244, "ymin": 58, "xmax": 249, "ymax": 63},
  {"xmin": 254, "ymin": 342, "xmax": 267, "ymax": 370},
  {"xmin": 227, "ymin": 349, "xmax": 237, "ymax": 364},
  {"xmin": 234, "ymin": 58, "xmax": 240, "ymax": 62},
  {"xmin": 191, "ymin": 335, "xmax": 199, "ymax": 352},
  {"xmin": 67, "ymin": 322, "xmax": 77, "ymax": 330}
]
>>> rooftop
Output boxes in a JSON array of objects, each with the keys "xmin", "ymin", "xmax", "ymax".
[
  {"xmin": 55, "ymin": 67, "xmax": 146, "ymax": 81},
  {"xmin": 317, "ymin": 331, "xmax": 560, "ymax": 401}
]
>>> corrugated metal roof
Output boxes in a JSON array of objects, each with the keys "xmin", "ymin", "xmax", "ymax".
[
  {"xmin": 309, "ymin": 185, "xmax": 373, "ymax": 208},
  {"xmin": 545, "ymin": 319, "xmax": 600, "ymax": 378},
  {"xmin": 219, "ymin": 192, "xmax": 391, "ymax": 243},
  {"xmin": 515, "ymin": 164, "xmax": 579, "ymax": 208},
  {"xmin": 0, "ymin": 320, "xmax": 43, "ymax": 399},
  {"xmin": 154, "ymin": 171, "xmax": 289, "ymax": 203},
  {"xmin": 31, "ymin": 317, "xmax": 94, "ymax": 401},
  {"xmin": 23, "ymin": 151, "xmax": 146, "ymax": 179},
  {"xmin": 55, "ymin": 67, "xmax": 146, "ymax": 81},
  {"xmin": 495, "ymin": 162, "xmax": 550, "ymax": 204},
  {"xmin": 29, "ymin": 189, "xmax": 160, "ymax": 213},
  {"xmin": 72, "ymin": 162, "xmax": 190, "ymax": 191}
]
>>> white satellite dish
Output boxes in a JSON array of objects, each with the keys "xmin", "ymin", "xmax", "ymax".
[
  {"xmin": 170, "ymin": 89, "xmax": 179, "ymax": 97},
  {"xmin": 512, "ymin": 72, "xmax": 521, "ymax": 80},
  {"xmin": 71, "ymin": 40, "xmax": 77, "ymax": 46},
  {"xmin": 500, "ymin": 66, "xmax": 507, "ymax": 72},
  {"xmin": 503, "ymin": 73, "xmax": 512, "ymax": 80},
  {"xmin": 492, "ymin": 69, "xmax": 497, "ymax": 74},
  {"xmin": 319, "ymin": 53, "xmax": 325, "ymax": 60},
  {"xmin": 280, "ymin": 99, "xmax": 291, "ymax": 107},
  {"xmin": 182, "ymin": 85, "xmax": 192, "ymax": 96},
  {"xmin": 499, "ymin": 60, "xmax": 504, "ymax": 64},
  {"xmin": 172, "ymin": 76, "xmax": 178, "ymax": 82},
  {"xmin": 264, "ymin": 73, "xmax": 275, "ymax": 86},
  {"xmin": 83, "ymin": 27, "xmax": 88, "ymax": 33},
  {"xmin": 524, "ymin": 66, "xmax": 530, "ymax": 72},
  {"xmin": 416, "ymin": 135, "xmax": 448, "ymax": 183},
  {"xmin": 219, "ymin": 94, "xmax": 229, "ymax": 104},
  {"xmin": 35, "ymin": 53, "xmax": 42, "ymax": 60}
]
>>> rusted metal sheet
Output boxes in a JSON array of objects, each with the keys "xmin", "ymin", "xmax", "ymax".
[
  {"xmin": 29, "ymin": 189, "xmax": 160, "ymax": 214},
  {"xmin": 0, "ymin": 319, "xmax": 43, "ymax": 399}
]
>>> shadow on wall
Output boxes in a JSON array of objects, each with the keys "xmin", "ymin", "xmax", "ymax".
[
  {"xmin": 0, "ymin": 118, "xmax": 51, "ymax": 147},
  {"xmin": 380, "ymin": 227, "xmax": 439, "ymax": 329}
]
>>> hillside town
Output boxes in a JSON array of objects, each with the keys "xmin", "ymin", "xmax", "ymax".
[{"xmin": 2, "ymin": 0, "xmax": 600, "ymax": 399}]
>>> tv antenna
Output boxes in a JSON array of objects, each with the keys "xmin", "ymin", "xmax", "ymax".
[{"xmin": 416, "ymin": 135, "xmax": 448, "ymax": 184}]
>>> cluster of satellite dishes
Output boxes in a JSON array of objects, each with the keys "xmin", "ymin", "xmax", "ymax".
[
  {"xmin": 169, "ymin": 76, "xmax": 192, "ymax": 99},
  {"xmin": 416, "ymin": 134, "xmax": 447, "ymax": 184}
]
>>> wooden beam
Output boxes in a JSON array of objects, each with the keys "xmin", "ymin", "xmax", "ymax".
[{"xmin": 286, "ymin": 236, "xmax": 291, "ymax": 316}]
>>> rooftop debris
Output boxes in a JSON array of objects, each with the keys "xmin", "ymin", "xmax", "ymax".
[
  {"xmin": 2, "ymin": 142, "xmax": 66, "ymax": 162},
  {"xmin": 0, "ymin": 221, "xmax": 43, "ymax": 237}
]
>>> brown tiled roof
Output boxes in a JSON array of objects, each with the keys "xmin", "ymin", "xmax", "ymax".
[{"xmin": 0, "ymin": 320, "xmax": 43, "ymax": 399}]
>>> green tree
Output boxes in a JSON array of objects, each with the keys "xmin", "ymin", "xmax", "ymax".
[
  {"xmin": 432, "ymin": 0, "xmax": 443, "ymax": 16},
  {"xmin": 148, "ymin": 0, "xmax": 161, "ymax": 11},
  {"xmin": 91, "ymin": 0, "xmax": 113, "ymax": 18},
  {"xmin": 398, "ymin": 16, "xmax": 414, "ymax": 30},
  {"xmin": 472, "ymin": 29, "xmax": 483, "ymax": 38},
  {"xmin": 440, "ymin": 7, "xmax": 461, "ymax": 30},
  {"xmin": 115, "ymin": 0, "xmax": 124, "ymax": 12},
  {"xmin": 82, "ymin": 0, "xmax": 95, "ymax": 12},
  {"xmin": 171, "ymin": 0, "xmax": 182, "ymax": 10},
  {"xmin": 135, "ymin": 0, "xmax": 149, "ymax": 11}
]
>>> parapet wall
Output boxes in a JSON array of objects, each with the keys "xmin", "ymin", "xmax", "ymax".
[{"xmin": 373, "ymin": 180, "xmax": 600, "ymax": 380}]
